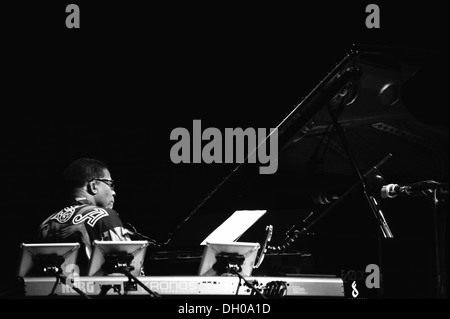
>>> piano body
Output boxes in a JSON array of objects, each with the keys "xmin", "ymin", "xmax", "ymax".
[{"xmin": 139, "ymin": 44, "xmax": 447, "ymax": 299}]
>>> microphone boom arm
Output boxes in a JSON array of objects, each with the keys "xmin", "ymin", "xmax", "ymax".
[{"xmin": 296, "ymin": 153, "xmax": 394, "ymax": 238}]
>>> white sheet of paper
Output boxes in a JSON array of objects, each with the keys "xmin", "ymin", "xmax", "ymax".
[{"xmin": 200, "ymin": 210, "xmax": 267, "ymax": 245}]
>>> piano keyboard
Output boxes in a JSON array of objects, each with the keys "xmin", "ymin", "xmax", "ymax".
[{"xmin": 21, "ymin": 275, "xmax": 344, "ymax": 298}]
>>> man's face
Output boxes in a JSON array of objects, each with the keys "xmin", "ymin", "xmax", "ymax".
[{"xmin": 93, "ymin": 169, "xmax": 116, "ymax": 209}]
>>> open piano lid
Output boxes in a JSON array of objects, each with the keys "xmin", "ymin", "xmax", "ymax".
[{"xmin": 161, "ymin": 44, "xmax": 447, "ymax": 249}]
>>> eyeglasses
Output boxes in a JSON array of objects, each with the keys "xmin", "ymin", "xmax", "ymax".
[{"xmin": 93, "ymin": 178, "xmax": 115, "ymax": 190}]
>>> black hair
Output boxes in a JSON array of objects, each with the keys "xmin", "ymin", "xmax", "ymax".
[{"xmin": 62, "ymin": 158, "xmax": 109, "ymax": 192}]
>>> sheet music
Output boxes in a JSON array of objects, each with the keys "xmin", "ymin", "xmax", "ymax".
[{"xmin": 200, "ymin": 210, "xmax": 266, "ymax": 245}]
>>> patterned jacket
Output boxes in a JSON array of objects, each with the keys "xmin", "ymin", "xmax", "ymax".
[{"xmin": 36, "ymin": 198, "xmax": 130, "ymax": 274}]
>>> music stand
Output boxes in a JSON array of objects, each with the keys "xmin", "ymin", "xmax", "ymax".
[
  {"xmin": 17, "ymin": 243, "xmax": 79, "ymax": 277},
  {"xmin": 17, "ymin": 242, "xmax": 90, "ymax": 298},
  {"xmin": 87, "ymin": 240, "xmax": 159, "ymax": 298},
  {"xmin": 198, "ymin": 241, "xmax": 266, "ymax": 298}
]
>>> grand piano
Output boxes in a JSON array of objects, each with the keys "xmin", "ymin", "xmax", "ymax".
[{"xmin": 19, "ymin": 44, "xmax": 448, "ymax": 299}]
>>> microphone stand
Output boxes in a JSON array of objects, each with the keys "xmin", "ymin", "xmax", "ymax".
[
  {"xmin": 213, "ymin": 254, "xmax": 267, "ymax": 299},
  {"xmin": 33, "ymin": 255, "xmax": 91, "ymax": 299},
  {"xmin": 235, "ymin": 272, "xmax": 267, "ymax": 299},
  {"xmin": 42, "ymin": 265, "xmax": 91, "ymax": 299},
  {"xmin": 430, "ymin": 184, "xmax": 448, "ymax": 298},
  {"xmin": 121, "ymin": 268, "xmax": 161, "ymax": 298},
  {"xmin": 102, "ymin": 254, "xmax": 161, "ymax": 298},
  {"xmin": 55, "ymin": 273, "xmax": 92, "ymax": 299}
]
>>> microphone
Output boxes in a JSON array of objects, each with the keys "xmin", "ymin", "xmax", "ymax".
[
  {"xmin": 124, "ymin": 222, "xmax": 161, "ymax": 247},
  {"xmin": 380, "ymin": 183, "xmax": 402, "ymax": 198},
  {"xmin": 380, "ymin": 181, "xmax": 444, "ymax": 199}
]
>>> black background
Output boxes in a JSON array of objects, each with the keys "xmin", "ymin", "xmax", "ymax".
[{"xmin": 0, "ymin": 1, "xmax": 448, "ymax": 302}]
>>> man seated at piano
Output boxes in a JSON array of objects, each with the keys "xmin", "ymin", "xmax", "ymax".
[{"xmin": 34, "ymin": 158, "xmax": 131, "ymax": 275}]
